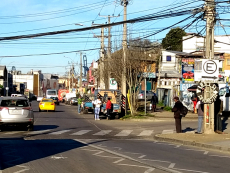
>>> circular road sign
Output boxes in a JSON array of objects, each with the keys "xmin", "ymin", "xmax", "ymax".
[{"xmin": 203, "ymin": 60, "xmax": 217, "ymax": 74}]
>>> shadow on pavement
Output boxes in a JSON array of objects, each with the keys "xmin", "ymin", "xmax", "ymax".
[
  {"xmin": 0, "ymin": 138, "xmax": 106, "ymax": 171},
  {"xmin": 182, "ymin": 127, "xmax": 196, "ymax": 133}
]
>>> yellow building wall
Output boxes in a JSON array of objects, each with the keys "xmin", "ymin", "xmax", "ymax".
[{"xmin": 223, "ymin": 53, "xmax": 230, "ymax": 71}]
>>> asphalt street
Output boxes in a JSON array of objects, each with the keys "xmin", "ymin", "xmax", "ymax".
[{"xmin": 0, "ymin": 101, "xmax": 229, "ymax": 173}]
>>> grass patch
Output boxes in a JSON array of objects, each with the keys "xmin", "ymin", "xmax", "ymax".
[
  {"xmin": 120, "ymin": 111, "xmax": 155, "ymax": 120},
  {"xmin": 163, "ymin": 106, "xmax": 172, "ymax": 111},
  {"xmin": 157, "ymin": 101, "xmax": 164, "ymax": 107}
]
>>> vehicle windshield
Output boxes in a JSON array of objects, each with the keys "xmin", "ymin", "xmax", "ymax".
[
  {"xmin": 47, "ymin": 91, "xmax": 56, "ymax": 95},
  {"xmin": 50, "ymin": 97, "xmax": 58, "ymax": 100},
  {"xmin": 1, "ymin": 100, "xmax": 29, "ymax": 107},
  {"xmin": 42, "ymin": 100, "xmax": 53, "ymax": 102}
]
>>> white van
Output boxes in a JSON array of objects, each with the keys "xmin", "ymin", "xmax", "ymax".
[{"xmin": 46, "ymin": 89, "xmax": 58, "ymax": 99}]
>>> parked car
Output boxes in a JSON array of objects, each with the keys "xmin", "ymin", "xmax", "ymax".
[
  {"xmin": 70, "ymin": 97, "xmax": 78, "ymax": 105},
  {"xmin": 138, "ymin": 90, "xmax": 155, "ymax": 100},
  {"xmin": 0, "ymin": 97, "xmax": 34, "ymax": 131},
  {"xmin": 37, "ymin": 96, "xmax": 43, "ymax": 102},
  {"xmin": 39, "ymin": 99, "xmax": 55, "ymax": 112},
  {"xmin": 50, "ymin": 96, "xmax": 59, "ymax": 105}
]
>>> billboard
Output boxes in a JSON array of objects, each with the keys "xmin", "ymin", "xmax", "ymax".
[{"xmin": 182, "ymin": 58, "xmax": 194, "ymax": 82}]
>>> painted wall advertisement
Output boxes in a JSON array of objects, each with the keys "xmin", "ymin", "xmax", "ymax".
[{"xmin": 182, "ymin": 58, "xmax": 194, "ymax": 82}]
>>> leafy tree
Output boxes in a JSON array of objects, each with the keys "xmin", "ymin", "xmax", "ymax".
[{"xmin": 162, "ymin": 27, "xmax": 186, "ymax": 51}]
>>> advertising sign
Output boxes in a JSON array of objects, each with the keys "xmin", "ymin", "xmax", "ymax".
[
  {"xmin": 182, "ymin": 58, "xmax": 194, "ymax": 82},
  {"xmin": 180, "ymin": 83, "xmax": 194, "ymax": 91}
]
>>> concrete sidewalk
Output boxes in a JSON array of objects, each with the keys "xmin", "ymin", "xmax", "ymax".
[
  {"xmin": 155, "ymin": 133, "xmax": 230, "ymax": 153},
  {"xmin": 151, "ymin": 109, "xmax": 197, "ymax": 119}
]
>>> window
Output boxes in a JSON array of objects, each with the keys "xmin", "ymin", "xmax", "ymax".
[
  {"xmin": 227, "ymin": 59, "xmax": 230, "ymax": 66},
  {"xmin": 1, "ymin": 100, "xmax": 29, "ymax": 107},
  {"xmin": 166, "ymin": 56, "xmax": 171, "ymax": 61}
]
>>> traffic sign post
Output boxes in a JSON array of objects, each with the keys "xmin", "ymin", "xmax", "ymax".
[{"xmin": 200, "ymin": 60, "xmax": 219, "ymax": 134}]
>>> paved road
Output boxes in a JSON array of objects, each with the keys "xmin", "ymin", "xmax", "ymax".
[{"xmin": 0, "ymin": 101, "xmax": 229, "ymax": 173}]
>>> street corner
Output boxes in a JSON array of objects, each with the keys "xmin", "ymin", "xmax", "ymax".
[{"xmin": 154, "ymin": 133, "xmax": 230, "ymax": 153}]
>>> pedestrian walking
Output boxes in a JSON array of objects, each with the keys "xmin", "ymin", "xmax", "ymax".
[
  {"xmin": 215, "ymin": 97, "xmax": 223, "ymax": 134},
  {"xmin": 151, "ymin": 93, "xmax": 158, "ymax": 112},
  {"xmin": 172, "ymin": 96, "xmax": 183, "ymax": 133},
  {"xmin": 77, "ymin": 96, "xmax": 82, "ymax": 114},
  {"xmin": 106, "ymin": 98, "xmax": 112, "ymax": 120},
  {"xmin": 93, "ymin": 97, "xmax": 102, "ymax": 120},
  {"xmin": 195, "ymin": 99, "xmax": 204, "ymax": 134}
]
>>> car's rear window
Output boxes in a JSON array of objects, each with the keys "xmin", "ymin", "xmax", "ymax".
[
  {"xmin": 42, "ymin": 100, "xmax": 53, "ymax": 102},
  {"xmin": 1, "ymin": 100, "xmax": 29, "ymax": 107}
]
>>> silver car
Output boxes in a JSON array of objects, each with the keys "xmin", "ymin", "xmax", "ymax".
[
  {"xmin": 0, "ymin": 97, "xmax": 34, "ymax": 131},
  {"xmin": 138, "ymin": 91, "xmax": 155, "ymax": 100}
]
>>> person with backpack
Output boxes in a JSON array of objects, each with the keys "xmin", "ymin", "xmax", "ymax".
[
  {"xmin": 151, "ymin": 93, "xmax": 158, "ymax": 112},
  {"xmin": 195, "ymin": 99, "xmax": 204, "ymax": 134},
  {"xmin": 172, "ymin": 96, "xmax": 184, "ymax": 133}
]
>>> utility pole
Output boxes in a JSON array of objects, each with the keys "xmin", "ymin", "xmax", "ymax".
[
  {"xmin": 99, "ymin": 14, "xmax": 120, "ymax": 89},
  {"xmin": 93, "ymin": 23, "xmax": 108, "ymax": 89},
  {"xmin": 121, "ymin": 0, "xmax": 128, "ymax": 114},
  {"xmin": 80, "ymin": 52, "xmax": 83, "ymax": 89},
  {"xmin": 203, "ymin": 0, "xmax": 216, "ymax": 134}
]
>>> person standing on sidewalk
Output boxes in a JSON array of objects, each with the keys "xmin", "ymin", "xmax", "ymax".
[
  {"xmin": 94, "ymin": 97, "xmax": 102, "ymax": 120},
  {"xmin": 106, "ymin": 98, "xmax": 112, "ymax": 120},
  {"xmin": 151, "ymin": 93, "xmax": 158, "ymax": 112},
  {"xmin": 77, "ymin": 96, "xmax": 83, "ymax": 114},
  {"xmin": 172, "ymin": 96, "xmax": 183, "ymax": 133},
  {"xmin": 195, "ymin": 99, "xmax": 204, "ymax": 134}
]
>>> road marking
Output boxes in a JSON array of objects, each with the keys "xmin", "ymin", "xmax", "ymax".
[
  {"xmin": 49, "ymin": 130, "xmax": 70, "ymax": 135},
  {"xmin": 27, "ymin": 130, "xmax": 51, "ymax": 135},
  {"xmin": 141, "ymin": 158, "xmax": 171, "ymax": 163},
  {"xmin": 70, "ymin": 130, "xmax": 92, "ymax": 135},
  {"xmin": 4, "ymin": 131, "xmax": 23, "ymax": 135},
  {"xmin": 209, "ymin": 155, "xmax": 230, "ymax": 158},
  {"xmin": 15, "ymin": 165, "xmax": 30, "ymax": 173},
  {"xmin": 204, "ymin": 151, "xmax": 209, "ymax": 155},
  {"xmin": 93, "ymin": 130, "xmax": 112, "ymax": 136},
  {"xmin": 138, "ymin": 155, "xmax": 146, "ymax": 159},
  {"xmin": 173, "ymin": 168, "xmax": 209, "ymax": 173},
  {"xmin": 93, "ymin": 151, "xmax": 104, "ymax": 155},
  {"xmin": 113, "ymin": 158, "xmax": 125, "ymax": 163},
  {"xmin": 168, "ymin": 163, "xmax": 175, "ymax": 168},
  {"xmin": 51, "ymin": 156, "xmax": 67, "ymax": 160},
  {"xmin": 118, "ymin": 164, "xmax": 155, "ymax": 173},
  {"xmin": 162, "ymin": 130, "xmax": 174, "ymax": 134},
  {"xmin": 74, "ymin": 139, "xmax": 180, "ymax": 173},
  {"xmin": 115, "ymin": 130, "xmax": 133, "ymax": 136},
  {"xmin": 114, "ymin": 147, "xmax": 122, "ymax": 150},
  {"xmin": 137, "ymin": 130, "xmax": 153, "ymax": 136},
  {"xmin": 186, "ymin": 149, "xmax": 209, "ymax": 154}
]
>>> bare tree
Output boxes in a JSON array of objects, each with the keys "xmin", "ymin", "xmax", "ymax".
[{"xmin": 109, "ymin": 49, "xmax": 154, "ymax": 115}]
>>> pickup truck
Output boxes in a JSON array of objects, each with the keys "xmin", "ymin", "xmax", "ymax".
[{"xmin": 95, "ymin": 89, "xmax": 122, "ymax": 119}]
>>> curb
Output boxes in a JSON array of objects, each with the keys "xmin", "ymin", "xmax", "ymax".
[{"xmin": 154, "ymin": 134, "xmax": 230, "ymax": 153}]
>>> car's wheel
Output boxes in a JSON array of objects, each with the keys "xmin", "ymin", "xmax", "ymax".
[
  {"xmin": 39, "ymin": 108, "xmax": 41, "ymax": 112},
  {"xmin": 57, "ymin": 102, "xmax": 59, "ymax": 105},
  {"xmin": 53, "ymin": 110, "xmax": 55, "ymax": 112}
]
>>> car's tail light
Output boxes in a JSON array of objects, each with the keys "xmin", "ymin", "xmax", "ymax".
[
  {"xmin": 139, "ymin": 94, "xmax": 143, "ymax": 96},
  {"xmin": 39, "ymin": 102, "xmax": 43, "ymax": 105},
  {"xmin": 86, "ymin": 107, "xmax": 89, "ymax": 109},
  {"xmin": 51, "ymin": 103, "xmax": 54, "ymax": 105},
  {"xmin": 0, "ymin": 107, "xmax": 9, "ymax": 111},
  {"xmin": 23, "ymin": 107, "xmax": 32, "ymax": 111}
]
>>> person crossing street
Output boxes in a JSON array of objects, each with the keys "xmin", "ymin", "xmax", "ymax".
[
  {"xmin": 93, "ymin": 97, "xmax": 102, "ymax": 120},
  {"xmin": 106, "ymin": 98, "xmax": 112, "ymax": 120}
]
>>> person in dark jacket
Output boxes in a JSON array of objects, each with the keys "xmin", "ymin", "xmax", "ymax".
[
  {"xmin": 172, "ymin": 96, "xmax": 183, "ymax": 133},
  {"xmin": 151, "ymin": 93, "xmax": 158, "ymax": 112},
  {"xmin": 106, "ymin": 98, "xmax": 112, "ymax": 120}
]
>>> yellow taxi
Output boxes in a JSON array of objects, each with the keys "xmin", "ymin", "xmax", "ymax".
[{"xmin": 39, "ymin": 99, "xmax": 55, "ymax": 112}]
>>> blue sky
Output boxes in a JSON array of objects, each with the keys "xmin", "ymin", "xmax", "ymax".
[{"xmin": 0, "ymin": 0, "xmax": 228, "ymax": 76}]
